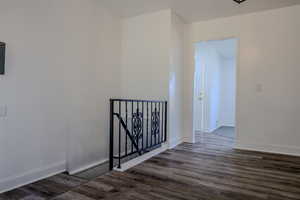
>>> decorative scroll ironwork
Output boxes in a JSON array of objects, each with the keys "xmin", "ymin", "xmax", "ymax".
[
  {"xmin": 132, "ymin": 110, "xmax": 143, "ymax": 140},
  {"xmin": 151, "ymin": 108, "xmax": 160, "ymax": 136},
  {"xmin": 233, "ymin": 0, "xmax": 246, "ymax": 4}
]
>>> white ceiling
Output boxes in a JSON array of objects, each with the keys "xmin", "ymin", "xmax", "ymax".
[{"xmin": 100, "ymin": 0, "xmax": 300, "ymax": 22}]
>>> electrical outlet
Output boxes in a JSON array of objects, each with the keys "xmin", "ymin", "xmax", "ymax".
[{"xmin": 0, "ymin": 105, "xmax": 7, "ymax": 118}]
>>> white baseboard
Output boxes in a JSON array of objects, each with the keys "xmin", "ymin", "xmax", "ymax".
[
  {"xmin": 220, "ymin": 124, "xmax": 235, "ymax": 128},
  {"xmin": 235, "ymin": 142, "xmax": 300, "ymax": 157},
  {"xmin": 183, "ymin": 136, "xmax": 195, "ymax": 144},
  {"xmin": 115, "ymin": 144, "xmax": 168, "ymax": 172},
  {"xmin": 67, "ymin": 159, "xmax": 108, "ymax": 175},
  {"xmin": 0, "ymin": 161, "xmax": 66, "ymax": 194},
  {"xmin": 196, "ymin": 126, "xmax": 221, "ymax": 134},
  {"xmin": 225, "ymin": 125, "xmax": 235, "ymax": 128},
  {"xmin": 169, "ymin": 137, "xmax": 183, "ymax": 149}
]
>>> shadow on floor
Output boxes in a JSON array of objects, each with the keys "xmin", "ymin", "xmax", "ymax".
[{"xmin": 72, "ymin": 162, "xmax": 110, "ymax": 181}]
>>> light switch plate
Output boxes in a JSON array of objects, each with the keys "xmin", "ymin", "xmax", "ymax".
[{"xmin": 0, "ymin": 105, "xmax": 7, "ymax": 117}]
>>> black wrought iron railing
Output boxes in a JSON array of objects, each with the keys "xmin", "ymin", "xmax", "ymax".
[{"xmin": 109, "ymin": 99, "xmax": 168, "ymax": 170}]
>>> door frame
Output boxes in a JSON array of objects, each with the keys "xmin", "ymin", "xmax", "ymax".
[{"xmin": 192, "ymin": 37, "xmax": 239, "ymax": 144}]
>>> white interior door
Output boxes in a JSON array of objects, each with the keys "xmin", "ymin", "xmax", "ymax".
[{"xmin": 194, "ymin": 45, "xmax": 206, "ymax": 133}]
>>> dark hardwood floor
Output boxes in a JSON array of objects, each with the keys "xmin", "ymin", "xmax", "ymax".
[{"xmin": 1, "ymin": 132, "xmax": 300, "ymax": 200}]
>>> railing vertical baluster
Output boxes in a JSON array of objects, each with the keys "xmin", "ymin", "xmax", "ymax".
[
  {"xmin": 118, "ymin": 101, "xmax": 121, "ymax": 168},
  {"xmin": 158, "ymin": 102, "xmax": 161, "ymax": 144},
  {"xmin": 142, "ymin": 101, "xmax": 144, "ymax": 151},
  {"xmin": 164, "ymin": 101, "xmax": 168, "ymax": 142},
  {"xmin": 161, "ymin": 102, "xmax": 164, "ymax": 143},
  {"xmin": 154, "ymin": 102, "xmax": 157, "ymax": 145},
  {"xmin": 150, "ymin": 102, "xmax": 153, "ymax": 146},
  {"xmin": 137, "ymin": 101, "xmax": 139, "ymax": 150},
  {"xmin": 109, "ymin": 100, "xmax": 114, "ymax": 170},
  {"xmin": 125, "ymin": 101, "xmax": 128, "ymax": 156},
  {"xmin": 146, "ymin": 102, "xmax": 149, "ymax": 149},
  {"xmin": 131, "ymin": 101, "xmax": 134, "ymax": 153}
]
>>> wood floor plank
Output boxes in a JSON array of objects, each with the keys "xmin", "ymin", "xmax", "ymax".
[{"xmin": 2, "ymin": 132, "xmax": 300, "ymax": 200}]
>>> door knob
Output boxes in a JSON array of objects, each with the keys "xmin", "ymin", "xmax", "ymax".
[{"xmin": 198, "ymin": 93, "xmax": 204, "ymax": 101}]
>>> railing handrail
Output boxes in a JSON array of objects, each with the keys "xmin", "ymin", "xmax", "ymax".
[{"xmin": 110, "ymin": 98, "xmax": 167, "ymax": 103}]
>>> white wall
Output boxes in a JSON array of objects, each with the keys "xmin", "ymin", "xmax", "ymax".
[
  {"xmin": 219, "ymin": 58, "xmax": 236, "ymax": 127},
  {"xmin": 63, "ymin": 0, "xmax": 121, "ymax": 174},
  {"xmin": 169, "ymin": 13, "xmax": 185, "ymax": 147},
  {"xmin": 184, "ymin": 5, "xmax": 300, "ymax": 156},
  {"xmin": 0, "ymin": 0, "xmax": 121, "ymax": 192},
  {"xmin": 121, "ymin": 10, "xmax": 185, "ymax": 148},
  {"xmin": 121, "ymin": 10, "xmax": 171, "ymax": 100}
]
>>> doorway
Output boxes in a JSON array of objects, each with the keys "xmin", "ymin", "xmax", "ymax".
[{"xmin": 193, "ymin": 38, "xmax": 237, "ymax": 145}]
